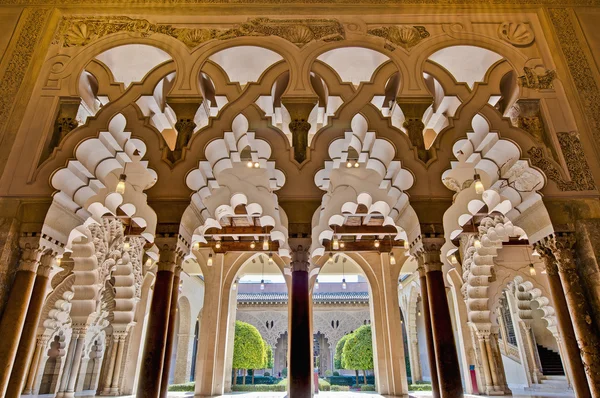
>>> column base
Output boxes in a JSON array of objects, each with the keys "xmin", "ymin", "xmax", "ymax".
[
  {"xmin": 485, "ymin": 388, "xmax": 506, "ymax": 396},
  {"xmin": 99, "ymin": 388, "xmax": 121, "ymax": 396}
]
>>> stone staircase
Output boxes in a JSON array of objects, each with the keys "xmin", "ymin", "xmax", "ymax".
[{"xmin": 537, "ymin": 344, "xmax": 565, "ymax": 376}]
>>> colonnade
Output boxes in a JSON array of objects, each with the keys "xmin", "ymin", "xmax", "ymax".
[{"xmin": 1, "ymin": 230, "xmax": 600, "ymax": 398}]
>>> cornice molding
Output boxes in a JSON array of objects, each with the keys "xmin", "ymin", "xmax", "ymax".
[{"xmin": 2, "ymin": 0, "xmax": 600, "ymax": 6}]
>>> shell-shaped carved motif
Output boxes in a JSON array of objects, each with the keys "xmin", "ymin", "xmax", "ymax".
[
  {"xmin": 498, "ymin": 22, "xmax": 534, "ymax": 47},
  {"xmin": 367, "ymin": 25, "xmax": 429, "ymax": 50},
  {"xmin": 65, "ymin": 23, "xmax": 98, "ymax": 47},
  {"xmin": 284, "ymin": 25, "xmax": 315, "ymax": 47}
]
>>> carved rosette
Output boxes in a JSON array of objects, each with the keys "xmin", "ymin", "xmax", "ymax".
[{"xmin": 54, "ymin": 16, "xmax": 345, "ymax": 49}]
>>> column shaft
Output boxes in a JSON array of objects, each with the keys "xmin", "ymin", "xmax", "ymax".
[
  {"xmin": 426, "ymin": 269, "xmax": 463, "ymax": 398},
  {"xmin": 65, "ymin": 335, "xmax": 85, "ymax": 395},
  {"xmin": 484, "ymin": 338, "xmax": 500, "ymax": 389},
  {"xmin": 542, "ymin": 253, "xmax": 591, "ymax": 397},
  {"xmin": 160, "ymin": 271, "xmax": 181, "ymax": 398},
  {"xmin": 477, "ymin": 337, "xmax": 493, "ymax": 394},
  {"xmin": 111, "ymin": 337, "xmax": 126, "ymax": 391},
  {"xmin": 0, "ymin": 269, "xmax": 37, "ymax": 396},
  {"xmin": 289, "ymin": 268, "xmax": 311, "ymax": 398},
  {"xmin": 101, "ymin": 338, "xmax": 118, "ymax": 395},
  {"xmin": 6, "ymin": 271, "xmax": 50, "ymax": 398},
  {"xmin": 57, "ymin": 334, "xmax": 77, "ymax": 393},
  {"xmin": 23, "ymin": 340, "xmax": 43, "ymax": 394},
  {"xmin": 136, "ymin": 269, "xmax": 174, "ymax": 398},
  {"xmin": 419, "ymin": 273, "xmax": 440, "ymax": 398}
]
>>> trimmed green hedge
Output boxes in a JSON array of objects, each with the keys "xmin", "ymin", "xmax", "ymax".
[
  {"xmin": 360, "ymin": 384, "xmax": 376, "ymax": 391},
  {"xmin": 327, "ymin": 375, "xmax": 375, "ymax": 385},
  {"xmin": 409, "ymin": 383, "xmax": 433, "ymax": 391},
  {"xmin": 232, "ymin": 384, "xmax": 287, "ymax": 392},
  {"xmin": 318, "ymin": 378, "xmax": 331, "ymax": 391},
  {"xmin": 168, "ymin": 382, "xmax": 195, "ymax": 392},
  {"xmin": 331, "ymin": 385, "xmax": 350, "ymax": 391},
  {"xmin": 234, "ymin": 375, "xmax": 279, "ymax": 385}
]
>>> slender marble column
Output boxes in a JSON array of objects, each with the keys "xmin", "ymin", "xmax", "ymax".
[
  {"xmin": 63, "ymin": 332, "xmax": 86, "ymax": 397},
  {"xmin": 160, "ymin": 267, "xmax": 182, "ymax": 398},
  {"xmin": 136, "ymin": 245, "xmax": 177, "ymax": 398},
  {"xmin": 57, "ymin": 333, "xmax": 77, "ymax": 395},
  {"xmin": 6, "ymin": 255, "xmax": 53, "ymax": 398},
  {"xmin": 289, "ymin": 249, "xmax": 311, "ymax": 398},
  {"xmin": 0, "ymin": 244, "xmax": 43, "ymax": 397},
  {"xmin": 22, "ymin": 338, "xmax": 44, "ymax": 395},
  {"xmin": 476, "ymin": 334, "xmax": 494, "ymax": 394},
  {"xmin": 523, "ymin": 325, "xmax": 541, "ymax": 384},
  {"xmin": 421, "ymin": 239, "xmax": 463, "ymax": 398},
  {"xmin": 536, "ymin": 243, "xmax": 591, "ymax": 398},
  {"xmin": 547, "ymin": 233, "xmax": 600, "ymax": 396},
  {"xmin": 100, "ymin": 337, "xmax": 119, "ymax": 395},
  {"xmin": 110, "ymin": 335, "xmax": 126, "ymax": 393},
  {"xmin": 418, "ymin": 264, "xmax": 440, "ymax": 398}
]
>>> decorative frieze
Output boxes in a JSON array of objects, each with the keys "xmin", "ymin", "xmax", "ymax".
[
  {"xmin": 527, "ymin": 131, "xmax": 596, "ymax": 191},
  {"xmin": 54, "ymin": 16, "xmax": 345, "ymax": 48},
  {"xmin": 549, "ymin": 8, "xmax": 600, "ymax": 152},
  {"xmin": 367, "ymin": 25, "xmax": 429, "ymax": 50}
]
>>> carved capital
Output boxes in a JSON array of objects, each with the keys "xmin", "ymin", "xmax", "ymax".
[
  {"xmin": 518, "ymin": 67, "xmax": 556, "ymax": 90},
  {"xmin": 18, "ymin": 238, "xmax": 45, "ymax": 272},
  {"xmin": 397, "ymin": 97, "xmax": 432, "ymax": 163},
  {"xmin": 534, "ymin": 242, "xmax": 559, "ymax": 277},
  {"xmin": 155, "ymin": 236, "xmax": 180, "ymax": 272},
  {"xmin": 545, "ymin": 233, "xmax": 577, "ymax": 272},
  {"xmin": 291, "ymin": 244, "xmax": 310, "ymax": 272},
  {"xmin": 418, "ymin": 237, "xmax": 444, "ymax": 272}
]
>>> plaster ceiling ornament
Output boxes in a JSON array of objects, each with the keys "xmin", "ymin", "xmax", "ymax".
[
  {"xmin": 367, "ymin": 25, "xmax": 430, "ymax": 50},
  {"xmin": 54, "ymin": 16, "xmax": 344, "ymax": 49},
  {"xmin": 498, "ymin": 22, "xmax": 535, "ymax": 47},
  {"xmin": 518, "ymin": 67, "xmax": 556, "ymax": 90},
  {"xmin": 441, "ymin": 114, "xmax": 549, "ymax": 246},
  {"xmin": 527, "ymin": 131, "xmax": 596, "ymax": 191},
  {"xmin": 181, "ymin": 114, "xmax": 290, "ymax": 259},
  {"xmin": 311, "ymin": 114, "xmax": 420, "ymax": 258}
]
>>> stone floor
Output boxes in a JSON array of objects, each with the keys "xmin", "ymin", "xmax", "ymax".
[{"xmin": 29, "ymin": 390, "xmax": 576, "ymax": 398}]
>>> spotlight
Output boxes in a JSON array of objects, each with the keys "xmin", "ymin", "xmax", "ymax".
[
  {"xmin": 374, "ymin": 239, "xmax": 380, "ymax": 248},
  {"xmin": 247, "ymin": 161, "xmax": 254, "ymax": 168},
  {"xmin": 254, "ymin": 162, "xmax": 260, "ymax": 168},
  {"xmin": 250, "ymin": 241, "xmax": 256, "ymax": 249},
  {"xmin": 474, "ymin": 173, "xmax": 484, "ymax": 195},
  {"xmin": 403, "ymin": 240, "xmax": 410, "ymax": 250},
  {"xmin": 354, "ymin": 162, "xmax": 359, "ymax": 168},
  {"xmin": 207, "ymin": 253, "xmax": 213, "ymax": 267},
  {"xmin": 340, "ymin": 241, "xmax": 345, "ymax": 249},
  {"xmin": 116, "ymin": 174, "xmax": 127, "ymax": 194},
  {"xmin": 529, "ymin": 263, "xmax": 537, "ymax": 276},
  {"xmin": 389, "ymin": 252, "xmax": 396, "ymax": 265},
  {"xmin": 328, "ymin": 252, "xmax": 334, "ymax": 264},
  {"xmin": 346, "ymin": 161, "xmax": 353, "ymax": 168},
  {"xmin": 215, "ymin": 241, "xmax": 221, "ymax": 249},
  {"xmin": 333, "ymin": 237, "xmax": 339, "ymax": 250},
  {"xmin": 260, "ymin": 279, "xmax": 265, "ymax": 290},
  {"xmin": 263, "ymin": 238, "xmax": 269, "ymax": 251},
  {"xmin": 315, "ymin": 279, "xmax": 319, "ymax": 289},
  {"xmin": 342, "ymin": 278, "xmax": 347, "ymax": 290}
]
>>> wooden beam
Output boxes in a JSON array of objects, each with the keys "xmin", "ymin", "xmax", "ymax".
[
  {"xmin": 322, "ymin": 240, "xmax": 405, "ymax": 252},
  {"xmin": 329, "ymin": 225, "xmax": 398, "ymax": 235},
  {"xmin": 196, "ymin": 241, "xmax": 280, "ymax": 253},
  {"xmin": 204, "ymin": 225, "xmax": 273, "ymax": 235}
]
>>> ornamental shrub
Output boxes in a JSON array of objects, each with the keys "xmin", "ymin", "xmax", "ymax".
[
  {"xmin": 167, "ymin": 382, "xmax": 195, "ymax": 392},
  {"xmin": 318, "ymin": 378, "xmax": 331, "ymax": 391},
  {"xmin": 360, "ymin": 384, "xmax": 376, "ymax": 391},
  {"xmin": 331, "ymin": 385, "xmax": 350, "ymax": 391}
]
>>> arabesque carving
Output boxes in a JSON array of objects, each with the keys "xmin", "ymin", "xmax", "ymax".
[
  {"xmin": 367, "ymin": 25, "xmax": 429, "ymax": 50},
  {"xmin": 518, "ymin": 67, "xmax": 556, "ymax": 90},
  {"xmin": 54, "ymin": 16, "xmax": 345, "ymax": 48},
  {"xmin": 527, "ymin": 131, "xmax": 596, "ymax": 191}
]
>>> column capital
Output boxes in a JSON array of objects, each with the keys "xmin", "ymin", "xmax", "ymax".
[
  {"xmin": 17, "ymin": 240, "xmax": 45, "ymax": 272},
  {"xmin": 417, "ymin": 236, "xmax": 444, "ymax": 272},
  {"xmin": 543, "ymin": 233, "xmax": 577, "ymax": 272},
  {"xmin": 281, "ymin": 97, "xmax": 317, "ymax": 164},
  {"xmin": 534, "ymin": 241, "xmax": 559, "ymax": 277},
  {"xmin": 291, "ymin": 245, "xmax": 310, "ymax": 272},
  {"xmin": 155, "ymin": 236, "xmax": 181, "ymax": 272}
]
